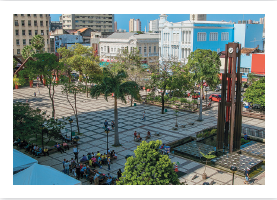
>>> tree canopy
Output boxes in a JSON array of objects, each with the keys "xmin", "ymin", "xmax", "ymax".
[
  {"xmin": 117, "ymin": 140, "xmax": 179, "ymax": 185},
  {"xmin": 244, "ymin": 77, "xmax": 265, "ymax": 107}
]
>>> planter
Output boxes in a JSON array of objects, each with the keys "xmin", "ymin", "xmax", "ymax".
[
  {"xmin": 202, "ymin": 173, "xmax": 207, "ymax": 180},
  {"xmin": 15, "ymin": 84, "xmax": 19, "ymax": 89},
  {"xmin": 29, "ymin": 80, "xmax": 33, "ymax": 88}
]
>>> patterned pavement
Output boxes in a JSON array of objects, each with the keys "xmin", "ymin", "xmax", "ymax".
[{"xmin": 13, "ymin": 84, "xmax": 265, "ymax": 185}]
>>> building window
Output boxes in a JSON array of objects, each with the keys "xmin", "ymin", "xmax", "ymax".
[
  {"xmin": 149, "ymin": 46, "xmax": 151, "ymax": 53},
  {"xmin": 46, "ymin": 21, "xmax": 48, "ymax": 26},
  {"xmin": 107, "ymin": 46, "xmax": 109, "ymax": 53},
  {"xmin": 40, "ymin": 21, "xmax": 43, "ymax": 26},
  {"xmin": 139, "ymin": 47, "xmax": 141, "ymax": 54},
  {"xmin": 40, "ymin": 14, "xmax": 43, "ymax": 17},
  {"xmin": 34, "ymin": 20, "xmax": 37, "ymax": 26},
  {"xmin": 15, "ymin": 20, "xmax": 19, "ymax": 26},
  {"xmin": 15, "ymin": 30, "xmax": 19, "ymax": 35},
  {"xmin": 41, "ymin": 30, "xmax": 44, "ymax": 35},
  {"xmin": 22, "ymin": 30, "xmax": 25, "ymax": 35},
  {"xmin": 47, "ymin": 39, "xmax": 49, "ymax": 44},
  {"xmin": 28, "ymin": 20, "xmax": 31, "ymax": 26},
  {"xmin": 17, "ymin": 49, "xmax": 20, "ymax": 54},
  {"xmin": 154, "ymin": 46, "xmax": 156, "ymax": 53},
  {"xmin": 104, "ymin": 46, "xmax": 106, "ymax": 52},
  {"xmin": 16, "ymin": 39, "xmax": 20, "ymax": 45},
  {"xmin": 14, "ymin": 14, "xmax": 18, "ymax": 16},
  {"xmin": 144, "ymin": 46, "xmax": 146, "ymax": 53},
  {"xmin": 23, "ymin": 39, "xmax": 26, "ymax": 45},
  {"xmin": 101, "ymin": 47, "xmax": 103, "ymax": 52},
  {"xmin": 210, "ymin": 32, "xmax": 218, "ymax": 41},
  {"xmin": 21, "ymin": 14, "xmax": 24, "ymax": 17},
  {"xmin": 27, "ymin": 14, "xmax": 31, "ymax": 17},
  {"xmin": 35, "ymin": 30, "xmax": 38, "ymax": 35},
  {"xmin": 29, "ymin": 39, "xmax": 32, "ymax": 45},
  {"xmin": 34, "ymin": 14, "xmax": 37, "ymax": 17},
  {"xmin": 221, "ymin": 32, "xmax": 229, "ymax": 41},
  {"xmin": 197, "ymin": 32, "xmax": 206, "ymax": 41},
  {"xmin": 46, "ymin": 30, "xmax": 48, "ymax": 35},
  {"xmin": 28, "ymin": 30, "xmax": 32, "ymax": 35},
  {"xmin": 21, "ymin": 20, "xmax": 25, "ymax": 26}
]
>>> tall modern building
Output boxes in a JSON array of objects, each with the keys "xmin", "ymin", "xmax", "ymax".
[
  {"xmin": 114, "ymin": 21, "xmax": 117, "ymax": 32},
  {"xmin": 61, "ymin": 14, "xmax": 114, "ymax": 33},
  {"xmin": 190, "ymin": 14, "xmax": 207, "ymax": 21},
  {"xmin": 50, "ymin": 21, "xmax": 63, "ymax": 32},
  {"xmin": 129, "ymin": 18, "xmax": 141, "ymax": 32},
  {"xmin": 13, "ymin": 14, "xmax": 51, "ymax": 60},
  {"xmin": 149, "ymin": 19, "xmax": 159, "ymax": 32}
]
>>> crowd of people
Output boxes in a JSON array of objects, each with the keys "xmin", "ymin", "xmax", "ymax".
[{"xmin": 61, "ymin": 149, "xmax": 121, "ymax": 185}]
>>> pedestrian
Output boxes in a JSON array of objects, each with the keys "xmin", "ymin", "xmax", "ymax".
[
  {"xmin": 244, "ymin": 167, "xmax": 250, "ymax": 184},
  {"xmin": 107, "ymin": 156, "xmax": 111, "ymax": 170},
  {"xmin": 62, "ymin": 159, "xmax": 67, "ymax": 173},
  {"xmin": 76, "ymin": 164, "xmax": 81, "ymax": 180},
  {"xmin": 117, "ymin": 169, "xmax": 122, "ymax": 180},
  {"xmin": 34, "ymin": 92, "xmax": 36, "ymax": 97},
  {"xmin": 141, "ymin": 111, "xmax": 146, "ymax": 121},
  {"xmin": 104, "ymin": 120, "xmax": 108, "ymax": 129},
  {"xmin": 64, "ymin": 160, "xmax": 70, "ymax": 175},
  {"xmin": 244, "ymin": 133, "xmax": 248, "ymax": 140},
  {"xmin": 73, "ymin": 146, "xmax": 78, "ymax": 160},
  {"xmin": 111, "ymin": 121, "xmax": 115, "ymax": 130}
]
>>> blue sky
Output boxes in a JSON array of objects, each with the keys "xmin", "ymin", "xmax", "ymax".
[{"xmin": 50, "ymin": 14, "xmax": 265, "ymax": 32}]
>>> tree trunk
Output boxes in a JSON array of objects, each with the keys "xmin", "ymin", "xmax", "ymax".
[
  {"xmin": 114, "ymin": 97, "xmax": 120, "ymax": 146},
  {"xmin": 86, "ymin": 78, "xmax": 88, "ymax": 98},
  {"xmin": 197, "ymin": 84, "xmax": 203, "ymax": 121},
  {"xmin": 48, "ymin": 83, "xmax": 55, "ymax": 118},
  {"xmin": 130, "ymin": 96, "xmax": 133, "ymax": 107},
  {"xmin": 74, "ymin": 93, "xmax": 80, "ymax": 134},
  {"xmin": 161, "ymin": 90, "xmax": 165, "ymax": 114}
]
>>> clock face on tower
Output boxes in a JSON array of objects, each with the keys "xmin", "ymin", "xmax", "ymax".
[{"xmin": 228, "ymin": 47, "xmax": 233, "ymax": 54}]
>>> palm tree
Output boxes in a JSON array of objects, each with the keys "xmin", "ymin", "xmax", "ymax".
[{"xmin": 90, "ymin": 68, "xmax": 140, "ymax": 146}]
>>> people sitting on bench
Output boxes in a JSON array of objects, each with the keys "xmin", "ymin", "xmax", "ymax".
[
  {"xmin": 55, "ymin": 143, "xmax": 65, "ymax": 153},
  {"xmin": 32, "ymin": 145, "xmax": 39, "ymax": 155},
  {"xmin": 80, "ymin": 155, "xmax": 88, "ymax": 162},
  {"xmin": 62, "ymin": 141, "xmax": 69, "ymax": 150},
  {"xmin": 105, "ymin": 176, "xmax": 113, "ymax": 185},
  {"xmin": 35, "ymin": 147, "xmax": 43, "ymax": 156},
  {"xmin": 43, "ymin": 147, "xmax": 49, "ymax": 156}
]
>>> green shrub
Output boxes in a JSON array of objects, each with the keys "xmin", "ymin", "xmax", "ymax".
[
  {"xmin": 180, "ymin": 98, "xmax": 187, "ymax": 105},
  {"xmin": 164, "ymin": 95, "xmax": 169, "ymax": 102},
  {"xmin": 241, "ymin": 138, "xmax": 250, "ymax": 145},
  {"xmin": 210, "ymin": 129, "xmax": 217, "ymax": 135}
]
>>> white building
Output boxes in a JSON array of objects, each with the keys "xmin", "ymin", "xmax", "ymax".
[
  {"xmin": 149, "ymin": 19, "xmax": 159, "ymax": 32},
  {"xmin": 99, "ymin": 32, "xmax": 159, "ymax": 66}
]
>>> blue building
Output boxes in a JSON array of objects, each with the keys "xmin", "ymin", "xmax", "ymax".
[
  {"xmin": 55, "ymin": 35, "xmax": 83, "ymax": 52},
  {"xmin": 193, "ymin": 23, "xmax": 234, "ymax": 53},
  {"xmin": 240, "ymin": 54, "xmax": 252, "ymax": 80},
  {"xmin": 159, "ymin": 14, "xmax": 234, "ymax": 64},
  {"xmin": 234, "ymin": 24, "xmax": 264, "ymax": 50}
]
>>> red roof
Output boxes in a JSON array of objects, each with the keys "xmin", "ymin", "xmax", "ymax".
[{"xmin": 74, "ymin": 28, "xmax": 88, "ymax": 34}]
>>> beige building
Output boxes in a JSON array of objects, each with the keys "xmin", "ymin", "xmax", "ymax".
[
  {"xmin": 129, "ymin": 19, "xmax": 135, "ymax": 32},
  {"xmin": 61, "ymin": 14, "xmax": 114, "ymax": 33},
  {"xmin": 99, "ymin": 32, "xmax": 159, "ymax": 66},
  {"xmin": 190, "ymin": 14, "xmax": 207, "ymax": 21},
  {"xmin": 13, "ymin": 14, "xmax": 51, "ymax": 60}
]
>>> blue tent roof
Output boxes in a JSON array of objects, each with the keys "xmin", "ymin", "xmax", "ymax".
[
  {"xmin": 13, "ymin": 149, "xmax": 38, "ymax": 173},
  {"xmin": 13, "ymin": 163, "xmax": 82, "ymax": 185}
]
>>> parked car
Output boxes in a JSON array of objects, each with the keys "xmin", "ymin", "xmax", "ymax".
[
  {"xmin": 209, "ymin": 94, "xmax": 221, "ymax": 102},
  {"xmin": 191, "ymin": 92, "xmax": 204, "ymax": 99},
  {"xmin": 214, "ymin": 86, "xmax": 220, "ymax": 92}
]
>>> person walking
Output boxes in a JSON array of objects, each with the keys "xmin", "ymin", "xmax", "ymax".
[
  {"xmin": 111, "ymin": 121, "xmax": 115, "ymax": 130},
  {"xmin": 64, "ymin": 160, "xmax": 70, "ymax": 175},
  {"xmin": 244, "ymin": 167, "xmax": 250, "ymax": 184},
  {"xmin": 117, "ymin": 169, "xmax": 122, "ymax": 180},
  {"xmin": 76, "ymin": 164, "xmax": 81, "ymax": 180},
  {"xmin": 104, "ymin": 120, "xmax": 108, "ymax": 129},
  {"xmin": 73, "ymin": 146, "xmax": 78, "ymax": 160},
  {"xmin": 107, "ymin": 156, "xmax": 111, "ymax": 170},
  {"xmin": 141, "ymin": 111, "xmax": 146, "ymax": 121}
]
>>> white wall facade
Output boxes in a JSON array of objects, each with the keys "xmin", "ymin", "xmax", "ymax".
[{"xmin": 159, "ymin": 14, "xmax": 193, "ymax": 64}]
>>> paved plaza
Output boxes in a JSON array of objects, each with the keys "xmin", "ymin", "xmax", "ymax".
[{"xmin": 13, "ymin": 84, "xmax": 265, "ymax": 185}]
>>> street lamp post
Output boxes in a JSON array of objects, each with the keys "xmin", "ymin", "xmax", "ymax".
[
  {"xmin": 230, "ymin": 166, "xmax": 237, "ymax": 185},
  {"xmin": 69, "ymin": 118, "xmax": 73, "ymax": 143},
  {"xmin": 105, "ymin": 128, "xmax": 110, "ymax": 155}
]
